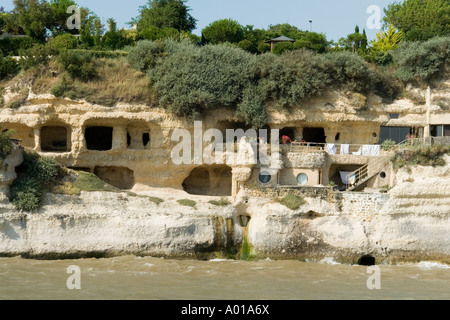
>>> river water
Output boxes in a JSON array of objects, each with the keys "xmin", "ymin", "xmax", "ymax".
[{"xmin": 0, "ymin": 255, "xmax": 449, "ymax": 300}]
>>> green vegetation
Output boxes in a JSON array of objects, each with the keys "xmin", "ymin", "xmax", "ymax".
[
  {"xmin": 0, "ymin": 128, "xmax": 14, "ymax": 159},
  {"xmin": 390, "ymin": 144, "xmax": 450, "ymax": 170},
  {"xmin": 208, "ymin": 197, "xmax": 231, "ymax": 206},
  {"xmin": 383, "ymin": 0, "xmax": 450, "ymax": 42},
  {"xmin": 239, "ymin": 235, "xmax": 256, "ymax": 261},
  {"xmin": 0, "ymin": 0, "xmax": 448, "ymax": 126},
  {"xmin": 279, "ymin": 194, "xmax": 305, "ymax": 210},
  {"xmin": 148, "ymin": 196, "xmax": 164, "ymax": 205},
  {"xmin": 202, "ymin": 19, "xmax": 244, "ymax": 44},
  {"xmin": 381, "ymin": 139, "xmax": 396, "ymax": 151},
  {"xmin": 70, "ymin": 171, "xmax": 119, "ymax": 193},
  {"xmin": 177, "ymin": 199, "xmax": 197, "ymax": 207},
  {"xmin": 9, "ymin": 151, "xmax": 63, "ymax": 211}
]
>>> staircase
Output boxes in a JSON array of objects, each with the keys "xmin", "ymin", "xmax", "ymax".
[{"xmin": 345, "ymin": 156, "xmax": 389, "ymax": 191}]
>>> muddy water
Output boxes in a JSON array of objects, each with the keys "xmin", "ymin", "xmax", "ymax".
[{"xmin": 0, "ymin": 256, "xmax": 449, "ymax": 300}]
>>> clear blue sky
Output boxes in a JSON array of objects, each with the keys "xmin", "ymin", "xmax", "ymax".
[{"xmin": 2, "ymin": 0, "xmax": 398, "ymax": 41}]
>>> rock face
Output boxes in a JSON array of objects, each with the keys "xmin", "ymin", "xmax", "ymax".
[
  {"xmin": 0, "ymin": 192, "xmax": 243, "ymax": 260},
  {"xmin": 247, "ymin": 157, "xmax": 450, "ymax": 263},
  {"xmin": 0, "ymin": 158, "xmax": 448, "ymax": 264}
]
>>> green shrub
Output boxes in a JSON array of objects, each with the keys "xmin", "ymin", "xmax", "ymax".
[
  {"xmin": 279, "ymin": 194, "xmax": 305, "ymax": 210},
  {"xmin": 70, "ymin": 49, "xmax": 128, "ymax": 59},
  {"xmin": 272, "ymin": 41, "xmax": 294, "ymax": 55},
  {"xmin": 50, "ymin": 34, "xmax": 78, "ymax": 51},
  {"xmin": 381, "ymin": 139, "xmax": 396, "ymax": 150},
  {"xmin": 24, "ymin": 152, "xmax": 62, "ymax": 184},
  {"xmin": 257, "ymin": 42, "xmax": 270, "ymax": 54},
  {"xmin": 391, "ymin": 144, "xmax": 450, "ymax": 169},
  {"xmin": 0, "ymin": 52, "xmax": 20, "ymax": 80},
  {"xmin": 58, "ymin": 50, "xmax": 97, "ymax": 81},
  {"xmin": 0, "ymin": 128, "xmax": 14, "ymax": 159},
  {"xmin": 10, "ymin": 177, "xmax": 43, "ymax": 212},
  {"xmin": 323, "ymin": 51, "xmax": 377, "ymax": 94},
  {"xmin": 18, "ymin": 43, "xmax": 57, "ymax": 70},
  {"xmin": 177, "ymin": 199, "xmax": 197, "ymax": 207},
  {"xmin": 392, "ymin": 37, "xmax": 450, "ymax": 86},
  {"xmin": 147, "ymin": 41, "xmax": 257, "ymax": 124},
  {"xmin": 11, "ymin": 191, "xmax": 41, "ymax": 211},
  {"xmin": 0, "ymin": 36, "xmax": 35, "ymax": 56},
  {"xmin": 127, "ymin": 40, "xmax": 167, "ymax": 72}
]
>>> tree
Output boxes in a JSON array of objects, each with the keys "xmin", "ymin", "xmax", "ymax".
[
  {"xmin": 369, "ymin": 24, "xmax": 404, "ymax": 64},
  {"xmin": 4, "ymin": 0, "xmax": 53, "ymax": 42},
  {"xmin": 103, "ymin": 18, "xmax": 132, "ymax": 50},
  {"xmin": 384, "ymin": 0, "xmax": 450, "ymax": 41},
  {"xmin": 265, "ymin": 23, "xmax": 306, "ymax": 40},
  {"xmin": 134, "ymin": 0, "xmax": 196, "ymax": 35},
  {"xmin": 78, "ymin": 9, "xmax": 104, "ymax": 49},
  {"xmin": 48, "ymin": 0, "xmax": 78, "ymax": 36},
  {"xmin": 202, "ymin": 19, "xmax": 244, "ymax": 44},
  {"xmin": 372, "ymin": 24, "xmax": 404, "ymax": 52},
  {"xmin": 294, "ymin": 32, "xmax": 329, "ymax": 53},
  {"xmin": 343, "ymin": 25, "xmax": 367, "ymax": 53}
]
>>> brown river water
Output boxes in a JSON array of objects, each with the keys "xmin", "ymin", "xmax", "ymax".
[{"xmin": 0, "ymin": 255, "xmax": 449, "ymax": 300}]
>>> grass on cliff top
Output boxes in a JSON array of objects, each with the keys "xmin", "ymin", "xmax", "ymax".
[
  {"xmin": 278, "ymin": 194, "xmax": 306, "ymax": 211},
  {"xmin": 52, "ymin": 170, "xmax": 120, "ymax": 195},
  {"xmin": 2, "ymin": 57, "xmax": 157, "ymax": 108}
]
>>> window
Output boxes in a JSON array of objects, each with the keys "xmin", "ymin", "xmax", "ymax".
[
  {"xmin": 389, "ymin": 113, "xmax": 400, "ymax": 119},
  {"xmin": 297, "ymin": 173, "xmax": 308, "ymax": 185},
  {"xmin": 431, "ymin": 125, "xmax": 450, "ymax": 137},
  {"xmin": 85, "ymin": 127, "xmax": 113, "ymax": 151},
  {"xmin": 258, "ymin": 171, "xmax": 271, "ymax": 184}
]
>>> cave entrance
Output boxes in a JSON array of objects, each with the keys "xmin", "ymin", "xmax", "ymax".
[
  {"xmin": 358, "ymin": 255, "xmax": 376, "ymax": 266},
  {"xmin": 94, "ymin": 166, "xmax": 135, "ymax": 190},
  {"xmin": 41, "ymin": 126, "xmax": 70, "ymax": 152},
  {"xmin": 303, "ymin": 127, "xmax": 326, "ymax": 144},
  {"xmin": 182, "ymin": 165, "xmax": 232, "ymax": 196},
  {"xmin": 85, "ymin": 126, "xmax": 113, "ymax": 151}
]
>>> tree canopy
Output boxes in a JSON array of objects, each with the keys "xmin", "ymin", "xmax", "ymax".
[
  {"xmin": 383, "ymin": 0, "xmax": 450, "ymax": 41},
  {"xmin": 134, "ymin": 0, "xmax": 196, "ymax": 34}
]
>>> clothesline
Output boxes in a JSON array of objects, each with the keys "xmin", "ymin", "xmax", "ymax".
[{"xmin": 326, "ymin": 143, "xmax": 381, "ymax": 156}]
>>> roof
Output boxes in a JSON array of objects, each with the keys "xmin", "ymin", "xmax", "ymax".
[{"xmin": 266, "ymin": 35, "xmax": 295, "ymax": 43}]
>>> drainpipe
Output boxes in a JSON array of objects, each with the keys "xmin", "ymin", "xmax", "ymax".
[{"xmin": 424, "ymin": 86, "xmax": 431, "ymax": 140}]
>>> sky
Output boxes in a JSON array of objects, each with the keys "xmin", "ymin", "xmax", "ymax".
[{"xmin": 2, "ymin": 0, "xmax": 399, "ymax": 41}]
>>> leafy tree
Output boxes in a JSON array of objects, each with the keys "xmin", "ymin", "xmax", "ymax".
[
  {"xmin": 384, "ymin": 0, "xmax": 450, "ymax": 41},
  {"xmin": 294, "ymin": 32, "xmax": 329, "ymax": 53},
  {"xmin": 202, "ymin": 19, "xmax": 244, "ymax": 44},
  {"xmin": 341, "ymin": 25, "xmax": 368, "ymax": 53},
  {"xmin": 4, "ymin": 0, "xmax": 53, "ymax": 42},
  {"xmin": 134, "ymin": 0, "xmax": 196, "ymax": 35},
  {"xmin": 265, "ymin": 23, "xmax": 306, "ymax": 40},
  {"xmin": 48, "ymin": 0, "xmax": 78, "ymax": 36},
  {"xmin": 78, "ymin": 9, "xmax": 104, "ymax": 49},
  {"xmin": 103, "ymin": 18, "xmax": 132, "ymax": 50}
]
